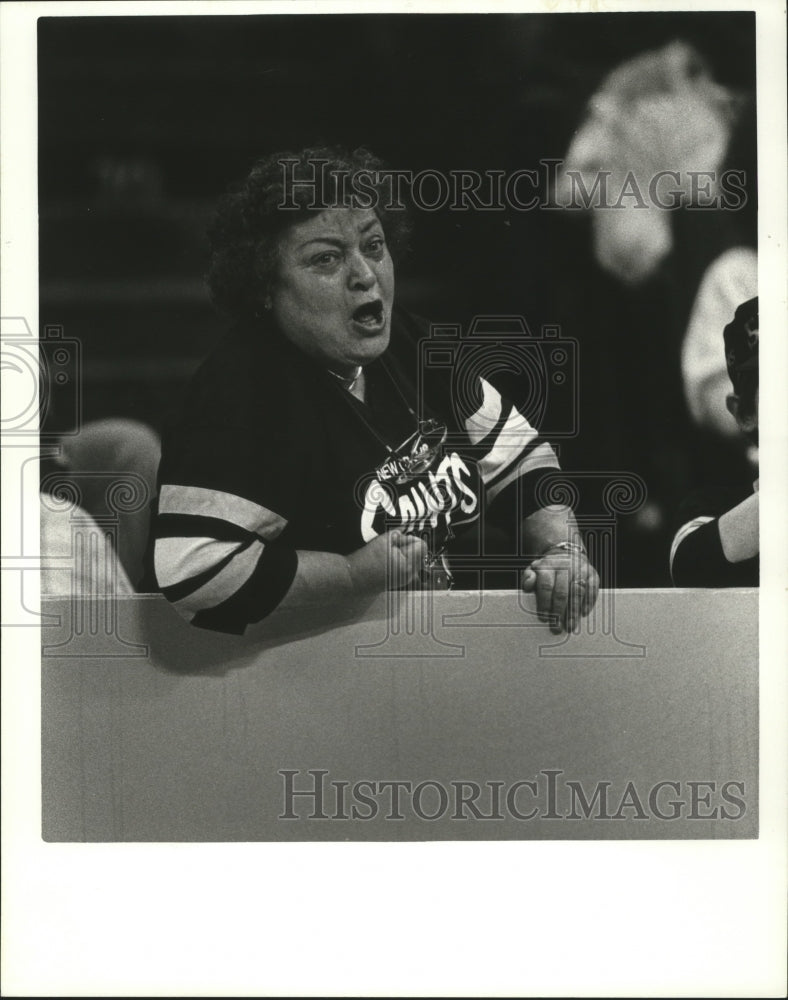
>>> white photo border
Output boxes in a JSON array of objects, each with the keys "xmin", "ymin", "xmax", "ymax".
[{"xmin": 2, "ymin": 1, "xmax": 786, "ymax": 996}]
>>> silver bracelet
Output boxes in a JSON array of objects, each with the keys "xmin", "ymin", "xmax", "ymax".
[{"xmin": 543, "ymin": 540, "xmax": 586, "ymax": 557}]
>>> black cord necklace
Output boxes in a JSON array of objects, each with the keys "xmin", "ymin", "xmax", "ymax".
[
  {"xmin": 326, "ymin": 365, "xmax": 362, "ymax": 393},
  {"xmin": 323, "ymin": 356, "xmax": 455, "ymax": 587},
  {"xmin": 324, "ymin": 355, "xmax": 447, "ymax": 474}
]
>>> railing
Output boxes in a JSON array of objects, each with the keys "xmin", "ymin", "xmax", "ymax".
[{"xmin": 41, "ymin": 588, "xmax": 758, "ymax": 842}]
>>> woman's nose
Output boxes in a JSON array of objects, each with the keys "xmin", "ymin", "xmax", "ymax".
[{"xmin": 347, "ymin": 252, "xmax": 376, "ymax": 290}]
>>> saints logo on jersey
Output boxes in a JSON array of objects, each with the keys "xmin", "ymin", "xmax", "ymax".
[{"xmin": 359, "ymin": 420, "xmax": 481, "ymax": 558}]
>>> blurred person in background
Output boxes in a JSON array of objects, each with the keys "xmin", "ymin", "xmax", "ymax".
[
  {"xmin": 551, "ymin": 39, "xmax": 756, "ymax": 582},
  {"xmin": 680, "ymin": 103, "xmax": 757, "ymax": 458},
  {"xmin": 40, "ymin": 494, "xmax": 135, "ymax": 598},
  {"xmin": 670, "ymin": 296, "xmax": 759, "ymax": 587},
  {"xmin": 554, "ymin": 40, "xmax": 740, "ymax": 287},
  {"xmin": 40, "ymin": 418, "xmax": 160, "ymax": 596}
]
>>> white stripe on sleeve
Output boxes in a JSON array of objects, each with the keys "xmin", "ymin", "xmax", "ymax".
[
  {"xmin": 669, "ymin": 516, "xmax": 714, "ymax": 580},
  {"xmin": 173, "ymin": 537, "xmax": 265, "ymax": 617},
  {"xmin": 477, "ymin": 407, "xmax": 539, "ymax": 485},
  {"xmin": 158, "ymin": 484, "xmax": 287, "ymax": 538},
  {"xmin": 154, "ymin": 536, "xmax": 244, "ymax": 590},
  {"xmin": 465, "ymin": 378, "xmax": 506, "ymax": 445}
]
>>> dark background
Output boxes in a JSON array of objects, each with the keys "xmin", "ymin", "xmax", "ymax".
[{"xmin": 38, "ymin": 12, "xmax": 757, "ymax": 586}]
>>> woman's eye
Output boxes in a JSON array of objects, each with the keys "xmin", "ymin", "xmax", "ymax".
[
  {"xmin": 312, "ymin": 251, "xmax": 340, "ymax": 267},
  {"xmin": 365, "ymin": 236, "xmax": 386, "ymax": 256}
]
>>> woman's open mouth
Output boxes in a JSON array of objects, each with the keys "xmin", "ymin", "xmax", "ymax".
[{"xmin": 350, "ymin": 299, "xmax": 386, "ymax": 334}]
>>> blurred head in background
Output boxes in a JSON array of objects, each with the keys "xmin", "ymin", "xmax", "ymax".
[{"xmin": 554, "ymin": 40, "xmax": 742, "ymax": 284}]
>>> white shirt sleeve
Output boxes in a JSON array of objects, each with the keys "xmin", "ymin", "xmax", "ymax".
[{"xmin": 682, "ymin": 246, "xmax": 757, "ymax": 436}]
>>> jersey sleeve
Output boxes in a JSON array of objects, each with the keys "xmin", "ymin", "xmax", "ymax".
[
  {"xmin": 150, "ymin": 422, "xmax": 299, "ymax": 633},
  {"xmin": 669, "ymin": 517, "xmax": 759, "ymax": 587},
  {"xmin": 670, "ymin": 489, "xmax": 759, "ymax": 587},
  {"xmin": 464, "ymin": 377, "xmax": 561, "ymax": 511}
]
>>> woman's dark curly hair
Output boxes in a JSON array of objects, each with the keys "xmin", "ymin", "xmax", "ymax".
[{"xmin": 207, "ymin": 145, "xmax": 412, "ymax": 322}]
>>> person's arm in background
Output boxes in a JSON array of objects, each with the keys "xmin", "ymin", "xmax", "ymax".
[
  {"xmin": 670, "ymin": 489, "xmax": 758, "ymax": 587},
  {"xmin": 465, "ymin": 377, "xmax": 600, "ymax": 634}
]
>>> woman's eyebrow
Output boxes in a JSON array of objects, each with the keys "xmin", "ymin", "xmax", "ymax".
[
  {"xmin": 297, "ymin": 221, "xmax": 382, "ymax": 251},
  {"xmin": 298, "ymin": 236, "xmax": 345, "ymax": 249}
]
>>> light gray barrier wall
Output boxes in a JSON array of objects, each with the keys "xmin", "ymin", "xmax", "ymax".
[{"xmin": 41, "ymin": 589, "xmax": 757, "ymax": 841}]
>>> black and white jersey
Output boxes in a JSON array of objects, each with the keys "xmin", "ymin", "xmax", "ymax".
[
  {"xmin": 670, "ymin": 485, "xmax": 759, "ymax": 587},
  {"xmin": 145, "ymin": 307, "xmax": 561, "ymax": 633}
]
